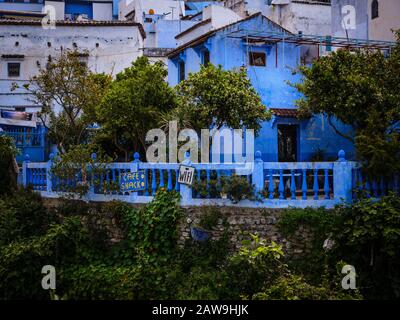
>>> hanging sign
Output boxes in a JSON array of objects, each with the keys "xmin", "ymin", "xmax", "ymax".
[
  {"xmin": 178, "ymin": 165, "xmax": 195, "ymax": 186},
  {"xmin": 120, "ymin": 171, "xmax": 146, "ymax": 192}
]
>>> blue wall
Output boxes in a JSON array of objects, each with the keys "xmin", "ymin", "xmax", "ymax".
[
  {"xmin": 65, "ymin": 2, "xmax": 93, "ymax": 19},
  {"xmin": 168, "ymin": 14, "xmax": 356, "ymax": 161}
]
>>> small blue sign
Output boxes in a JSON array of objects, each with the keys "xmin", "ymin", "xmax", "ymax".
[{"xmin": 120, "ymin": 171, "xmax": 146, "ymax": 192}]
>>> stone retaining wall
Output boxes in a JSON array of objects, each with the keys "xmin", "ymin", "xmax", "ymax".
[
  {"xmin": 179, "ymin": 206, "xmax": 313, "ymax": 257},
  {"xmin": 42, "ymin": 199, "xmax": 314, "ymax": 257}
]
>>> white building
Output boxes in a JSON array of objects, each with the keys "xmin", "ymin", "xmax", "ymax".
[
  {"xmin": 118, "ymin": 0, "xmax": 186, "ymax": 23},
  {"xmin": 0, "ymin": 0, "xmax": 115, "ymax": 21},
  {"xmin": 368, "ymin": 0, "xmax": 400, "ymax": 41},
  {"xmin": 224, "ymin": 0, "xmax": 332, "ymax": 36},
  {"xmin": 0, "ymin": 19, "xmax": 145, "ymax": 112},
  {"xmin": 176, "ymin": 5, "xmax": 241, "ymax": 46},
  {"xmin": 332, "ymin": 0, "xmax": 400, "ymax": 42}
]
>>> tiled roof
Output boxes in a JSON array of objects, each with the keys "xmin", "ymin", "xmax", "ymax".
[
  {"xmin": 0, "ymin": 19, "xmax": 146, "ymax": 38},
  {"xmin": 270, "ymin": 108, "xmax": 299, "ymax": 118}
]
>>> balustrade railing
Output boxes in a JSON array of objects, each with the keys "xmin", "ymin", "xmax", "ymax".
[{"xmin": 20, "ymin": 149, "xmax": 394, "ymax": 208}]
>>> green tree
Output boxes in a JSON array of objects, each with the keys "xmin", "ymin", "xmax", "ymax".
[
  {"xmin": 0, "ymin": 136, "xmax": 18, "ymax": 195},
  {"xmin": 95, "ymin": 57, "xmax": 177, "ymax": 161},
  {"xmin": 293, "ymin": 32, "xmax": 400, "ymax": 176},
  {"xmin": 15, "ymin": 51, "xmax": 111, "ymax": 153},
  {"xmin": 174, "ymin": 64, "xmax": 271, "ymax": 136}
]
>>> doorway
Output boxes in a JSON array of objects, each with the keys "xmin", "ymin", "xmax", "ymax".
[{"xmin": 278, "ymin": 124, "xmax": 298, "ymax": 162}]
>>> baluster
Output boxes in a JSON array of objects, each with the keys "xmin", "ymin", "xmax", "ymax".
[
  {"xmin": 352, "ymin": 169, "xmax": 357, "ymax": 196},
  {"xmin": 41, "ymin": 169, "xmax": 45, "ymax": 190},
  {"xmin": 358, "ymin": 170, "xmax": 363, "ymax": 193},
  {"xmin": 290, "ymin": 169, "xmax": 296, "ymax": 200},
  {"xmin": 380, "ymin": 177, "xmax": 386, "ymax": 197},
  {"xmin": 324, "ymin": 168, "xmax": 330, "ymax": 199},
  {"xmin": 278, "ymin": 169, "xmax": 284, "ymax": 199},
  {"xmin": 117, "ymin": 168, "xmax": 122, "ymax": 194},
  {"xmin": 302, "ymin": 169, "xmax": 307, "ymax": 200},
  {"xmin": 145, "ymin": 170, "xmax": 150, "ymax": 196},
  {"xmin": 175, "ymin": 169, "xmax": 180, "ymax": 192},
  {"xmin": 99, "ymin": 171, "xmax": 104, "ymax": 194},
  {"xmin": 36, "ymin": 169, "xmax": 40, "ymax": 190},
  {"xmin": 167, "ymin": 169, "xmax": 172, "ymax": 191},
  {"xmin": 32, "ymin": 168, "xmax": 36, "ymax": 190},
  {"xmin": 197, "ymin": 169, "xmax": 201, "ymax": 198},
  {"xmin": 206, "ymin": 169, "xmax": 210, "ymax": 198},
  {"xmin": 217, "ymin": 170, "xmax": 221, "ymax": 197},
  {"xmin": 372, "ymin": 178, "xmax": 378, "ymax": 197},
  {"xmin": 105, "ymin": 169, "xmax": 110, "ymax": 194},
  {"xmin": 37, "ymin": 169, "xmax": 41, "ymax": 190},
  {"xmin": 268, "ymin": 169, "xmax": 274, "ymax": 199},
  {"xmin": 23, "ymin": 127, "xmax": 26, "ymax": 146},
  {"xmin": 159, "ymin": 169, "xmax": 164, "ymax": 189},
  {"xmin": 111, "ymin": 169, "xmax": 116, "ymax": 194},
  {"xmin": 365, "ymin": 178, "xmax": 371, "ymax": 198},
  {"xmin": 394, "ymin": 175, "xmax": 399, "ymax": 194},
  {"xmin": 151, "ymin": 168, "xmax": 157, "ymax": 196},
  {"xmin": 313, "ymin": 169, "xmax": 319, "ymax": 200}
]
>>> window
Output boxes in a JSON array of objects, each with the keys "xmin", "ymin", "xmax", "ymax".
[
  {"xmin": 178, "ymin": 60, "xmax": 185, "ymax": 82},
  {"xmin": 371, "ymin": 0, "xmax": 379, "ymax": 19},
  {"xmin": 7, "ymin": 63, "xmax": 20, "ymax": 77},
  {"xmin": 202, "ymin": 50, "xmax": 210, "ymax": 65},
  {"xmin": 249, "ymin": 51, "xmax": 266, "ymax": 67}
]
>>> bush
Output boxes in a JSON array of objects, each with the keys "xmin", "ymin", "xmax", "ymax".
[
  {"xmin": 119, "ymin": 189, "xmax": 182, "ymax": 259},
  {"xmin": 0, "ymin": 135, "xmax": 18, "ymax": 195},
  {"xmin": 0, "ymin": 189, "xmax": 51, "ymax": 246},
  {"xmin": 0, "ymin": 217, "xmax": 93, "ymax": 299},
  {"xmin": 224, "ymin": 234, "xmax": 286, "ymax": 299},
  {"xmin": 332, "ymin": 193, "xmax": 400, "ymax": 299},
  {"xmin": 277, "ymin": 207, "xmax": 340, "ymax": 283},
  {"xmin": 221, "ymin": 174, "xmax": 256, "ymax": 203}
]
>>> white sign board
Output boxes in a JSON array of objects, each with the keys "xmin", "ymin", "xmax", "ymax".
[{"xmin": 178, "ymin": 165, "xmax": 195, "ymax": 185}]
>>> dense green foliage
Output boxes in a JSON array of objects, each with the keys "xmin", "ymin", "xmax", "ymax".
[
  {"xmin": 16, "ymin": 51, "xmax": 111, "ymax": 153},
  {"xmin": 50, "ymin": 144, "xmax": 112, "ymax": 196},
  {"xmin": 95, "ymin": 57, "xmax": 177, "ymax": 160},
  {"xmin": 175, "ymin": 64, "xmax": 271, "ymax": 136},
  {"xmin": 0, "ymin": 136, "xmax": 18, "ymax": 195},
  {"xmin": 0, "ymin": 188, "xmax": 360, "ymax": 300},
  {"xmin": 294, "ymin": 32, "xmax": 400, "ymax": 176},
  {"xmin": 278, "ymin": 193, "xmax": 400, "ymax": 299}
]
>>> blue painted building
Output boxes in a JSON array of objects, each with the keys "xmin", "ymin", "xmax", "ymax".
[
  {"xmin": 0, "ymin": 111, "xmax": 47, "ymax": 163},
  {"xmin": 168, "ymin": 12, "xmax": 356, "ymax": 162}
]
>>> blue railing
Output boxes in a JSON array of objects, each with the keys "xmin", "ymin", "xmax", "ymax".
[
  {"xmin": 20, "ymin": 150, "xmax": 397, "ymax": 208},
  {"xmin": 0, "ymin": 125, "xmax": 46, "ymax": 162},
  {"xmin": 1, "ymin": 126, "xmax": 43, "ymax": 147},
  {"xmin": 352, "ymin": 165, "xmax": 399, "ymax": 199}
]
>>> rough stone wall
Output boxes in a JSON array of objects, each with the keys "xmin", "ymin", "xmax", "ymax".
[
  {"xmin": 179, "ymin": 206, "xmax": 313, "ymax": 257},
  {"xmin": 42, "ymin": 199, "xmax": 314, "ymax": 257}
]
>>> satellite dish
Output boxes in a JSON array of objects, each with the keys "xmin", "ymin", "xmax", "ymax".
[{"xmin": 149, "ymin": 9, "xmax": 155, "ymax": 15}]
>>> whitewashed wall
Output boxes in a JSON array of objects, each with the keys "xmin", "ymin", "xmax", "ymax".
[{"xmin": 0, "ymin": 23, "xmax": 144, "ymax": 110}]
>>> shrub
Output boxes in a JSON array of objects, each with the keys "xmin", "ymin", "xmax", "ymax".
[
  {"xmin": 118, "ymin": 189, "xmax": 183, "ymax": 260},
  {"xmin": 224, "ymin": 234, "xmax": 286, "ymax": 299},
  {"xmin": 221, "ymin": 174, "xmax": 256, "ymax": 203},
  {"xmin": 0, "ymin": 217, "xmax": 93, "ymax": 299},
  {"xmin": 0, "ymin": 135, "xmax": 18, "ymax": 195},
  {"xmin": 332, "ymin": 193, "xmax": 400, "ymax": 299},
  {"xmin": 0, "ymin": 189, "xmax": 51, "ymax": 245},
  {"xmin": 277, "ymin": 207, "xmax": 340, "ymax": 283}
]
